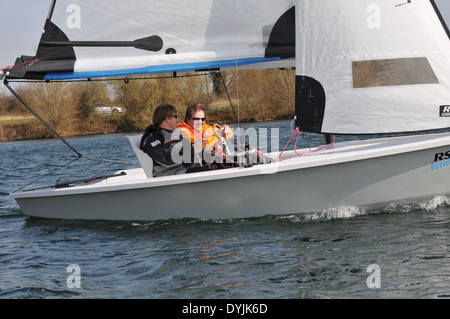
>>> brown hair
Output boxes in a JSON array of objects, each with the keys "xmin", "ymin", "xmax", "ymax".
[
  {"xmin": 153, "ymin": 103, "xmax": 177, "ymax": 126},
  {"xmin": 184, "ymin": 103, "xmax": 207, "ymax": 121}
]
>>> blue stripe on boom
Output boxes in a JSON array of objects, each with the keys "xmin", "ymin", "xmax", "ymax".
[{"xmin": 44, "ymin": 57, "xmax": 280, "ymax": 80}]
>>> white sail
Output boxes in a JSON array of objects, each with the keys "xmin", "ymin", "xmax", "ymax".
[
  {"xmin": 7, "ymin": 0, "xmax": 295, "ymax": 80},
  {"xmin": 295, "ymin": 0, "xmax": 450, "ymax": 134}
]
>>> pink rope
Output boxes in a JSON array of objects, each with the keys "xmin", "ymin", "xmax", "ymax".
[
  {"xmin": 205, "ymin": 127, "xmax": 336, "ymax": 167},
  {"xmin": 280, "ymin": 127, "xmax": 335, "ymax": 158},
  {"xmin": 294, "ymin": 140, "xmax": 335, "ymax": 156},
  {"xmin": 279, "ymin": 128, "xmax": 299, "ymax": 159}
]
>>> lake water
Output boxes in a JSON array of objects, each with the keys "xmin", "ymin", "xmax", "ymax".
[{"xmin": 1, "ymin": 121, "xmax": 449, "ymax": 301}]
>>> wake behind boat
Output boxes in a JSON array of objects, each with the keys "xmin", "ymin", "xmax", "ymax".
[{"xmin": 5, "ymin": 0, "xmax": 450, "ymax": 221}]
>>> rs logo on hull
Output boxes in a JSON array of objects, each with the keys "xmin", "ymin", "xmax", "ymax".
[{"xmin": 431, "ymin": 150, "xmax": 450, "ymax": 171}]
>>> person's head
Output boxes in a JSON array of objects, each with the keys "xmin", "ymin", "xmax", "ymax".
[
  {"xmin": 185, "ymin": 103, "xmax": 207, "ymax": 133},
  {"xmin": 153, "ymin": 103, "xmax": 178, "ymax": 130}
]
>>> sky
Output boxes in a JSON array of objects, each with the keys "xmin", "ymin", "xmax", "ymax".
[
  {"xmin": 1, "ymin": 0, "xmax": 450, "ymax": 71},
  {"xmin": 0, "ymin": 0, "xmax": 53, "ymax": 69}
]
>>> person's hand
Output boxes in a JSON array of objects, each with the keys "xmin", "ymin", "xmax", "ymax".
[
  {"xmin": 214, "ymin": 124, "xmax": 231, "ymax": 139},
  {"xmin": 221, "ymin": 124, "xmax": 231, "ymax": 136}
]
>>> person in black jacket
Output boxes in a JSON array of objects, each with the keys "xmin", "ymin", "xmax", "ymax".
[{"xmin": 140, "ymin": 103, "xmax": 187, "ymax": 177}]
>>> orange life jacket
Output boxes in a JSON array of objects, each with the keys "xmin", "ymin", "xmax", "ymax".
[{"xmin": 176, "ymin": 121, "xmax": 233, "ymax": 159}]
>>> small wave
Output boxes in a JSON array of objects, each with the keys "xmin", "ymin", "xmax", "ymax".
[
  {"xmin": 0, "ymin": 286, "xmax": 81, "ymax": 298},
  {"xmin": 305, "ymin": 206, "xmax": 369, "ymax": 222},
  {"xmin": 382, "ymin": 195, "xmax": 450, "ymax": 214},
  {"xmin": 418, "ymin": 195, "xmax": 450, "ymax": 212},
  {"xmin": 269, "ymin": 206, "xmax": 369, "ymax": 224},
  {"xmin": 419, "ymin": 255, "xmax": 447, "ymax": 260},
  {"xmin": 270, "ymin": 195, "xmax": 450, "ymax": 224},
  {"xmin": 0, "ymin": 207, "xmax": 24, "ymax": 219}
]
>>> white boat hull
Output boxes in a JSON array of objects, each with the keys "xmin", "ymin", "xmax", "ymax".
[{"xmin": 11, "ymin": 133, "xmax": 450, "ymax": 221}]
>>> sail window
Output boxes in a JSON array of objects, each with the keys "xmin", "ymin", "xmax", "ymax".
[{"xmin": 352, "ymin": 57, "xmax": 439, "ymax": 88}]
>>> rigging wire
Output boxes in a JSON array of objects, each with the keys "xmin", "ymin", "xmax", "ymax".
[
  {"xmin": 5, "ymin": 72, "xmax": 211, "ymax": 84},
  {"xmin": 0, "ymin": 71, "xmax": 7, "ymax": 92},
  {"xmin": 2, "ymin": 64, "xmax": 145, "ymax": 191},
  {"xmin": 4, "ymin": 80, "xmax": 88, "ymax": 191},
  {"xmin": 4, "ymin": 81, "xmax": 83, "ymax": 159},
  {"xmin": 217, "ymin": 72, "xmax": 239, "ymax": 125},
  {"xmin": 233, "ymin": 0, "xmax": 240, "ymax": 129},
  {"xmin": 13, "ymin": 157, "xmax": 80, "ymax": 193}
]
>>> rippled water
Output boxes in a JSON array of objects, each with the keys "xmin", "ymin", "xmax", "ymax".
[{"xmin": 1, "ymin": 121, "xmax": 449, "ymax": 299}]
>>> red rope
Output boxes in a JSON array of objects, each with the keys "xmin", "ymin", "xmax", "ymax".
[{"xmin": 1, "ymin": 59, "xmax": 37, "ymax": 71}]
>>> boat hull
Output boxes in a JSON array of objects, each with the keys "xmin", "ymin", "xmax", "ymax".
[{"xmin": 11, "ymin": 133, "xmax": 450, "ymax": 221}]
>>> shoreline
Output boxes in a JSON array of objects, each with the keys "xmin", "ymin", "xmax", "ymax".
[{"xmin": 0, "ymin": 112, "xmax": 294, "ymax": 143}]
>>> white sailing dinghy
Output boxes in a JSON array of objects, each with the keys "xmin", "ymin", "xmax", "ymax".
[{"xmin": 4, "ymin": 0, "xmax": 450, "ymax": 221}]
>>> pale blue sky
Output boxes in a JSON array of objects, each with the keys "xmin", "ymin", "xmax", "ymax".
[
  {"xmin": 1, "ymin": 0, "xmax": 450, "ymax": 69},
  {"xmin": 0, "ymin": 0, "xmax": 53, "ymax": 69}
]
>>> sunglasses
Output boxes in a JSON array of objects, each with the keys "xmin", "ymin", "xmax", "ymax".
[
  {"xmin": 189, "ymin": 117, "xmax": 206, "ymax": 122},
  {"xmin": 170, "ymin": 114, "xmax": 178, "ymax": 119}
]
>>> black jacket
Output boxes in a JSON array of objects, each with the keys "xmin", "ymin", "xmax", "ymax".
[{"xmin": 140, "ymin": 125, "xmax": 186, "ymax": 176}]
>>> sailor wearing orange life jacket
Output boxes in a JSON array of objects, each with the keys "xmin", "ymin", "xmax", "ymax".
[{"xmin": 176, "ymin": 103, "xmax": 233, "ymax": 167}]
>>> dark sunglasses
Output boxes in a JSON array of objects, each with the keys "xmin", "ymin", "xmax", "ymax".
[
  {"xmin": 189, "ymin": 117, "xmax": 206, "ymax": 121},
  {"xmin": 170, "ymin": 114, "xmax": 178, "ymax": 119}
]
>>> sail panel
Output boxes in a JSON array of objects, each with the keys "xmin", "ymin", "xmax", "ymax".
[
  {"xmin": 7, "ymin": 0, "xmax": 295, "ymax": 80},
  {"xmin": 295, "ymin": 0, "xmax": 450, "ymax": 135}
]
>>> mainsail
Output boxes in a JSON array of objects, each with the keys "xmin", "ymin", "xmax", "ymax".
[
  {"xmin": 295, "ymin": 0, "xmax": 450, "ymax": 134},
  {"xmin": 6, "ymin": 0, "xmax": 295, "ymax": 80}
]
